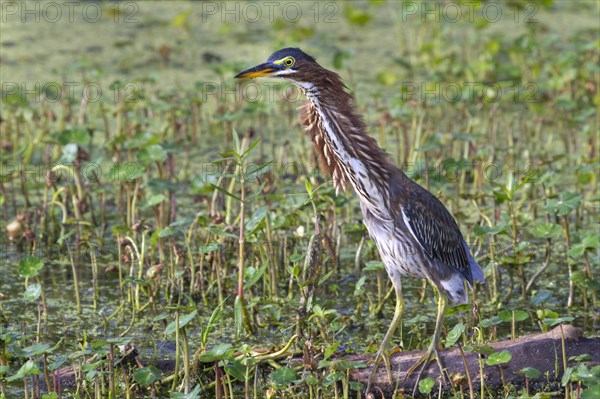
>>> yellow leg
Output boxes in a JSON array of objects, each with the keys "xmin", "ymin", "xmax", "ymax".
[
  {"xmin": 406, "ymin": 290, "xmax": 448, "ymax": 394},
  {"xmin": 365, "ymin": 281, "xmax": 404, "ymax": 395}
]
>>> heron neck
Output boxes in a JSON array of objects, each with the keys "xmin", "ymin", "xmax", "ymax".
[{"xmin": 299, "ymin": 82, "xmax": 396, "ymax": 221}]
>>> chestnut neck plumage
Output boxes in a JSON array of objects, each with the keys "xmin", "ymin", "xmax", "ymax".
[{"xmin": 294, "ymin": 67, "xmax": 399, "ymax": 222}]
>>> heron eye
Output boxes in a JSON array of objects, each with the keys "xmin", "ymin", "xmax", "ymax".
[{"xmin": 283, "ymin": 57, "xmax": 295, "ymax": 67}]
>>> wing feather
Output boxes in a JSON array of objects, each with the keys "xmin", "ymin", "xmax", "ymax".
[{"xmin": 395, "ymin": 180, "xmax": 474, "ymax": 283}]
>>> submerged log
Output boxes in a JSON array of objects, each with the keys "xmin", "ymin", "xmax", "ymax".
[
  {"xmin": 43, "ymin": 325, "xmax": 599, "ymax": 396},
  {"xmin": 350, "ymin": 324, "xmax": 600, "ymax": 397}
]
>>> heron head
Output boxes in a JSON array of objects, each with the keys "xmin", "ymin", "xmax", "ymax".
[{"xmin": 234, "ymin": 48, "xmax": 319, "ymax": 83}]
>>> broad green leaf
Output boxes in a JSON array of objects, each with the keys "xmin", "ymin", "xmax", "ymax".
[
  {"xmin": 15, "ymin": 343, "xmax": 52, "ymax": 358},
  {"xmin": 445, "ymin": 323, "xmax": 465, "ymax": 348},
  {"xmin": 165, "ymin": 310, "xmax": 197, "ymax": 335},
  {"xmin": 139, "ymin": 144, "xmax": 167, "ymax": 164},
  {"xmin": 23, "ymin": 283, "xmax": 42, "ymax": 302},
  {"xmin": 531, "ymin": 223, "xmax": 562, "ymax": 239},
  {"xmin": 197, "ymin": 343, "xmax": 233, "ymax": 363},
  {"xmin": 55, "ymin": 128, "xmax": 90, "ymax": 146},
  {"xmin": 225, "ymin": 359, "xmax": 246, "ymax": 381},
  {"xmin": 142, "ymin": 194, "xmax": 166, "ymax": 208},
  {"xmin": 519, "ymin": 367, "xmax": 541, "ymax": 379},
  {"xmin": 18, "ymin": 256, "xmax": 44, "ymax": 278},
  {"xmin": 134, "ymin": 366, "xmax": 161, "ymax": 386},
  {"xmin": 170, "ymin": 384, "xmax": 201, "ymax": 399},
  {"xmin": 244, "ymin": 261, "xmax": 267, "ymax": 289},
  {"xmin": 7, "ymin": 359, "xmax": 40, "ymax": 381},
  {"xmin": 245, "ymin": 206, "xmax": 267, "ymax": 234},
  {"xmin": 499, "ymin": 309, "xmax": 528, "ymax": 322},
  {"xmin": 542, "ymin": 316, "xmax": 574, "ymax": 327},
  {"xmin": 363, "ymin": 261, "xmax": 385, "ymax": 272},
  {"xmin": 531, "ymin": 291, "xmax": 552, "ymax": 305},
  {"xmin": 418, "ymin": 377, "xmax": 435, "ymax": 394},
  {"xmin": 486, "ymin": 350, "xmax": 512, "ymax": 366},
  {"xmin": 272, "ymin": 367, "xmax": 297, "ymax": 386}
]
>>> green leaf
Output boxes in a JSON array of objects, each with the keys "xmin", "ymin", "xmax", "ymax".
[
  {"xmin": 234, "ymin": 295, "xmax": 243, "ymax": 337},
  {"xmin": 478, "ymin": 316, "xmax": 503, "ymax": 328},
  {"xmin": 531, "ymin": 223, "xmax": 562, "ymax": 239},
  {"xmin": 519, "ymin": 367, "xmax": 542, "ymax": 379},
  {"xmin": 545, "ymin": 192, "xmax": 582, "ymax": 216},
  {"xmin": 139, "ymin": 144, "xmax": 167, "ymax": 164},
  {"xmin": 363, "ymin": 261, "xmax": 385, "ymax": 272},
  {"xmin": 498, "ymin": 309, "xmax": 529, "ymax": 322},
  {"xmin": 60, "ymin": 143, "xmax": 79, "ymax": 163},
  {"xmin": 271, "ymin": 367, "xmax": 297, "ymax": 386},
  {"xmin": 55, "ymin": 128, "xmax": 90, "ymax": 146},
  {"xmin": 210, "ymin": 183, "xmax": 242, "ymax": 202},
  {"xmin": 531, "ymin": 291, "xmax": 552, "ymax": 305},
  {"xmin": 165, "ymin": 310, "xmax": 197, "ymax": 335},
  {"xmin": 324, "ymin": 342, "xmax": 339, "ymax": 361},
  {"xmin": 225, "ymin": 359, "xmax": 246, "ymax": 381},
  {"xmin": 244, "ymin": 261, "xmax": 267, "ymax": 289},
  {"xmin": 542, "ymin": 316, "xmax": 574, "ymax": 327},
  {"xmin": 18, "ymin": 256, "xmax": 44, "ymax": 278},
  {"xmin": 445, "ymin": 323, "xmax": 465, "ymax": 348},
  {"xmin": 245, "ymin": 206, "xmax": 267, "ymax": 234},
  {"xmin": 418, "ymin": 377, "xmax": 435, "ymax": 394},
  {"xmin": 142, "ymin": 194, "xmax": 166, "ymax": 208},
  {"xmin": 23, "ymin": 283, "xmax": 42, "ymax": 302},
  {"xmin": 562, "ymin": 366, "xmax": 573, "ymax": 386},
  {"xmin": 15, "ymin": 343, "xmax": 52, "ymax": 357},
  {"xmin": 134, "ymin": 366, "xmax": 161, "ymax": 386},
  {"xmin": 108, "ymin": 163, "xmax": 144, "ymax": 182},
  {"xmin": 170, "ymin": 384, "xmax": 201, "ymax": 399},
  {"xmin": 486, "ymin": 350, "xmax": 512, "ymax": 366},
  {"xmin": 7, "ymin": 359, "xmax": 40, "ymax": 381},
  {"xmin": 197, "ymin": 343, "xmax": 233, "ymax": 363}
]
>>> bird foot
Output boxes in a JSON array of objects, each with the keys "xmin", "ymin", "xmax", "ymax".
[
  {"xmin": 365, "ymin": 347, "xmax": 400, "ymax": 397},
  {"xmin": 405, "ymin": 344, "xmax": 447, "ymax": 396}
]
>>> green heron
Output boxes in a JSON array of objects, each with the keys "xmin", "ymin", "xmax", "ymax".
[{"xmin": 235, "ymin": 48, "xmax": 484, "ymax": 395}]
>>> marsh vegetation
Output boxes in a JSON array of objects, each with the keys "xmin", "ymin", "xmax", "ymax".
[{"xmin": 0, "ymin": 1, "xmax": 598, "ymax": 398}]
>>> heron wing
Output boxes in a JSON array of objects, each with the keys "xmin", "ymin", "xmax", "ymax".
[{"xmin": 395, "ymin": 180, "xmax": 473, "ymax": 283}]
